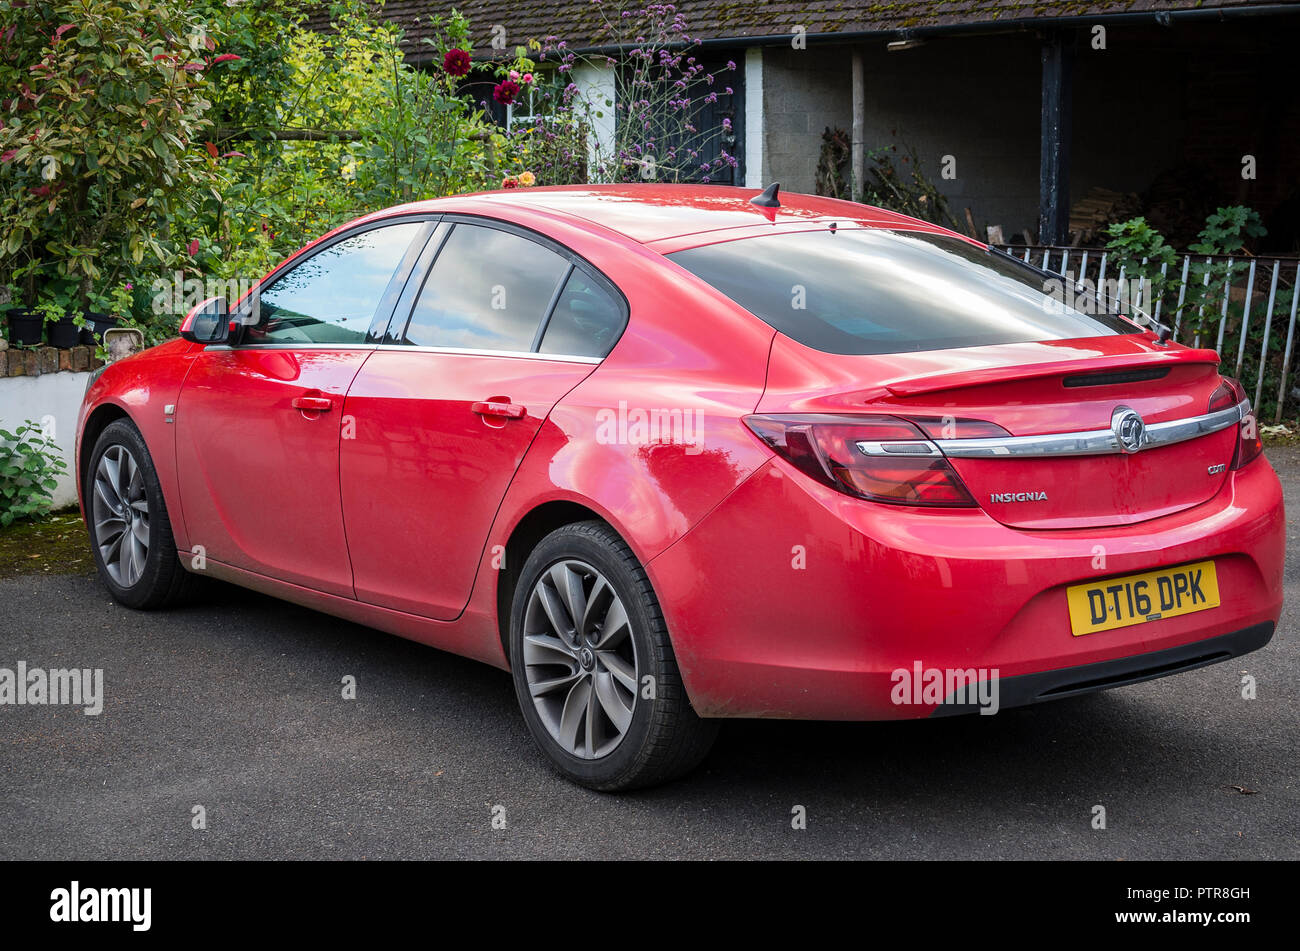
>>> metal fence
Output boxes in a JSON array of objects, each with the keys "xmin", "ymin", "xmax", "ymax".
[{"xmin": 996, "ymin": 245, "xmax": 1300, "ymax": 423}]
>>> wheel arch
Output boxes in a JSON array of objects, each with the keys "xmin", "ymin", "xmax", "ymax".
[
  {"xmin": 496, "ymin": 499, "xmax": 615, "ymax": 662},
  {"xmin": 79, "ymin": 402, "xmax": 133, "ymax": 507}
]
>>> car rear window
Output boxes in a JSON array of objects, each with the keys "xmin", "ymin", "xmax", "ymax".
[{"xmin": 668, "ymin": 229, "xmax": 1139, "ymax": 355}]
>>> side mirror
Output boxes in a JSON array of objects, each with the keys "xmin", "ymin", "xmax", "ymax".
[{"xmin": 180, "ymin": 297, "xmax": 231, "ymax": 345}]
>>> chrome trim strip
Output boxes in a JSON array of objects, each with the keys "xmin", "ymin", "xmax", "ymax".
[
  {"xmin": 206, "ymin": 342, "xmax": 602, "ymax": 364},
  {"xmin": 935, "ymin": 400, "xmax": 1248, "ymax": 458},
  {"xmin": 856, "ymin": 440, "xmax": 943, "ymax": 457},
  {"xmin": 371, "ymin": 344, "xmax": 602, "ymax": 364},
  {"xmin": 205, "ymin": 343, "xmax": 377, "ymax": 352}
]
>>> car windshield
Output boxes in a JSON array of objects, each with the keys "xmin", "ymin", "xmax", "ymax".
[{"xmin": 668, "ymin": 228, "xmax": 1143, "ymax": 355}]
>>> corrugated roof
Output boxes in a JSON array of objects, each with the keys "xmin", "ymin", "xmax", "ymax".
[{"xmin": 308, "ymin": 1, "xmax": 1286, "ymax": 58}]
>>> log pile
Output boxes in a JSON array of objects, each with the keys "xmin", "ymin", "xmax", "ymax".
[{"xmin": 1068, "ymin": 187, "xmax": 1141, "ymax": 244}]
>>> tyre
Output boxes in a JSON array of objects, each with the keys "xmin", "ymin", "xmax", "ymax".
[
  {"xmin": 509, "ymin": 520, "xmax": 719, "ymax": 791},
  {"xmin": 86, "ymin": 418, "xmax": 197, "ymax": 609}
]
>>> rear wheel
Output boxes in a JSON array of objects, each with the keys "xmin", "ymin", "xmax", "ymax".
[
  {"xmin": 86, "ymin": 419, "xmax": 196, "ymax": 609},
  {"xmin": 509, "ymin": 521, "xmax": 718, "ymax": 791}
]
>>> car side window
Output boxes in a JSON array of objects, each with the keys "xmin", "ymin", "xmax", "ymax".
[
  {"xmin": 539, "ymin": 270, "xmax": 626, "ymax": 358},
  {"xmin": 400, "ymin": 223, "xmax": 570, "ymax": 352},
  {"xmin": 249, "ymin": 222, "xmax": 423, "ymax": 345}
]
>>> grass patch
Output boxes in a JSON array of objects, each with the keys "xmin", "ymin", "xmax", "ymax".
[{"xmin": 0, "ymin": 509, "xmax": 96, "ymax": 579}]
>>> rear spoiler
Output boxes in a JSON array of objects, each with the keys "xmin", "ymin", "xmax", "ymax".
[{"xmin": 884, "ymin": 347, "xmax": 1222, "ymax": 398}]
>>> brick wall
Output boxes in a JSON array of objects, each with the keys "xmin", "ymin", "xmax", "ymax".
[{"xmin": 0, "ymin": 345, "xmax": 103, "ymax": 378}]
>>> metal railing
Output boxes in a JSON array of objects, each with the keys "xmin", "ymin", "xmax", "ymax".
[{"xmin": 997, "ymin": 245, "xmax": 1300, "ymax": 423}]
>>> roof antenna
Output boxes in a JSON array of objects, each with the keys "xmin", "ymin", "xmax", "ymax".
[{"xmin": 750, "ymin": 182, "xmax": 781, "ymax": 208}]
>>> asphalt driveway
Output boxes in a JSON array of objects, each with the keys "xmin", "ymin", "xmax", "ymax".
[{"xmin": 2, "ymin": 449, "xmax": 1297, "ymax": 860}]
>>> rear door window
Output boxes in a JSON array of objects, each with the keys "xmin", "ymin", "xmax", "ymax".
[
  {"xmin": 668, "ymin": 229, "xmax": 1138, "ymax": 355},
  {"xmin": 400, "ymin": 223, "xmax": 570, "ymax": 352},
  {"xmin": 539, "ymin": 271, "xmax": 626, "ymax": 358}
]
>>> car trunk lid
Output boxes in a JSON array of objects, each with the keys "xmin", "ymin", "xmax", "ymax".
[{"xmin": 758, "ymin": 334, "xmax": 1238, "ymax": 529}]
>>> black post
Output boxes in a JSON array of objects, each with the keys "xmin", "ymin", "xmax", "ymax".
[{"xmin": 1038, "ymin": 30, "xmax": 1074, "ymax": 246}]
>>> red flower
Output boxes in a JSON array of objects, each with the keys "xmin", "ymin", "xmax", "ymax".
[
  {"xmin": 501, "ymin": 177, "xmax": 519, "ymax": 189},
  {"xmin": 187, "ymin": 239, "xmax": 199, "ymax": 257},
  {"xmin": 493, "ymin": 79, "xmax": 521, "ymax": 106},
  {"xmin": 443, "ymin": 48, "xmax": 471, "ymax": 78}
]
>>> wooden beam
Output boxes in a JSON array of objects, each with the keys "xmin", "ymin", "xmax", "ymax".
[
  {"xmin": 851, "ymin": 48, "xmax": 865, "ymax": 202},
  {"xmin": 1037, "ymin": 30, "xmax": 1074, "ymax": 246}
]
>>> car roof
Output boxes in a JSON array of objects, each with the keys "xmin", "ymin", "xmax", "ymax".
[{"xmin": 371, "ymin": 184, "xmax": 966, "ymax": 250}]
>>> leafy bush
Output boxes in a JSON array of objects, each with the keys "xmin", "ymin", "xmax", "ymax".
[
  {"xmin": 0, "ymin": 0, "xmax": 222, "ymax": 310},
  {"xmin": 189, "ymin": 4, "xmax": 510, "ymax": 287},
  {"xmin": 1104, "ymin": 207, "xmax": 1273, "ymax": 334},
  {"xmin": 537, "ymin": 3, "xmax": 739, "ymax": 183},
  {"xmin": 0, "ymin": 421, "xmax": 67, "ymax": 528}
]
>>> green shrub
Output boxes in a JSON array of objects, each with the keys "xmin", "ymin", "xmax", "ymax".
[
  {"xmin": 0, "ymin": 422, "xmax": 68, "ymax": 528},
  {"xmin": 0, "ymin": 0, "xmax": 220, "ymax": 309}
]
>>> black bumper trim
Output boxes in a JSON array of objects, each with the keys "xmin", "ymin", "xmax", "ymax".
[{"xmin": 931, "ymin": 621, "xmax": 1275, "ymax": 717}]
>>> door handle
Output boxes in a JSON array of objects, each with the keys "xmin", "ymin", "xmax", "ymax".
[
  {"xmin": 471, "ymin": 400, "xmax": 526, "ymax": 420},
  {"xmin": 291, "ymin": 396, "xmax": 333, "ymax": 412}
]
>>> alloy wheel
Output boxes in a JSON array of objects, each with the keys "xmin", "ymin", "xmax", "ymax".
[
  {"xmin": 91, "ymin": 444, "xmax": 150, "ymax": 588},
  {"xmin": 522, "ymin": 560, "xmax": 639, "ymax": 759}
]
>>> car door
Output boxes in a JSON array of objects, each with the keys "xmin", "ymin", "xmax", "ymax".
[
  {"xmin": 340, "ymin": 219, "xmax": 628, "ymax": 620},
  {"xmin": 175, "ymin": 219, "xmax": 431, "ymax": 596}
]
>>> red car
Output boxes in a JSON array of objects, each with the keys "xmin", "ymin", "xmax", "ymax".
[{"xmin": 77, "ymin": 184, "xmax": 1284, "ymax": 790}]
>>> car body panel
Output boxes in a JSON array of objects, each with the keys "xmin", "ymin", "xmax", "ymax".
[
  {"xmin": 340, "ymin": 350, "xmax": 597, "ymax": 619},
  {"xmin": 76, "ymin": 338, "xmax": 200, "ymax": 550},
  {"xmin": 646, "ymin": 452, "xmax": 1283, "ymax": 719},
  {"xmin": 175, "ymin": 346, "xmax": 370, "ymax": 597}
]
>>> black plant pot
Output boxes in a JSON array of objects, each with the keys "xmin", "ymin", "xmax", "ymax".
[
  {"xmin": 82, "ymin": 311, "xmax": 116, "ymax": 345},
  {"xmin": 6, "ymin": 309, "xmax": 43, "ymax": 346},
  {"xmin": 47, "ymin": 316, "xmax": 81, "ymax": 349}
]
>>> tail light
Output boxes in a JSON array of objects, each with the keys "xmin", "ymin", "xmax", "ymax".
[
  {"xmin": 743, "ymin": 414, "xmax": 978, "ymax": 507},
  {"xmin": 1209, "ymin": 377, "xmax": 1263, "ymax": 470}
]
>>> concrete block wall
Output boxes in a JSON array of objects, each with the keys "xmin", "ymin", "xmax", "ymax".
[{"xmin": 760, "ymin": 36, "xmax": 1043, "ymax": 232}]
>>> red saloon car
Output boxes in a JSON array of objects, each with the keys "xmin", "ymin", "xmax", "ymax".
[{"xmin": 77, "ymin": 184, "xmax": 1284, "ymax": 790}]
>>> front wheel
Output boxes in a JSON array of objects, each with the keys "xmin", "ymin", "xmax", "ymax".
[
  {"xmin": 86, "ymin": 419, "xmax": 196, "ymax": 609},
  {"xmin": 509, "ymin": 521, "xmax": 718, "ymax": 791}
]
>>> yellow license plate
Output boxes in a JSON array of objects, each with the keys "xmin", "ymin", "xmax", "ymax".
[{"xmin": 1066, "ymin": 560, "xmax": 1220, "ymax": 636}]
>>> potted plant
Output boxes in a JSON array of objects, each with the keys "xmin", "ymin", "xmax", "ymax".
[
  {"xmin": 82, "ymin": 282, "xmax": 134, "ymax": 345},
  {"xmin": 3, "ymin": 266, "xmax": 44, "ymax": 346},
  {"xmin": 36, "ymin": 281, "xmax": 80, "ymax": 349},
  {"xmin": 4, "ymin": 308, "xmax": 43, "ymax": 346}
]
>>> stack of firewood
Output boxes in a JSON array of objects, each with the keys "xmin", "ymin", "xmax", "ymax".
[{"xmin": 1068, "ymin": 187, "xmax": 1141, "ymax": 245}]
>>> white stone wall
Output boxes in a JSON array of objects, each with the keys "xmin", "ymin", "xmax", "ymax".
[{"xmin": 0, "ymin": 371, "xmax": 93, "ymax": 508}]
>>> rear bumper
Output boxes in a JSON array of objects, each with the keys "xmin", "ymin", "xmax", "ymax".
[
  {"xmin": 931, "ymin": 621, "xmax": 1273, "ymax": 716},
  {"xmin": 647, "ymin": 453, "xmax": 1285, "ymax": 720}
]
